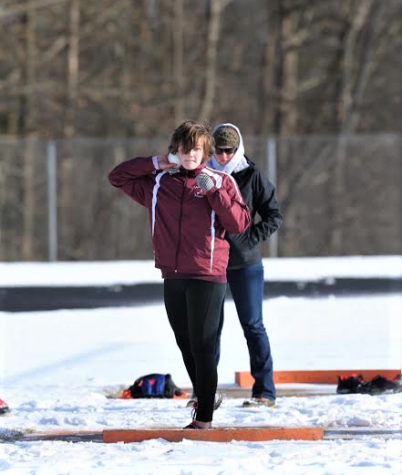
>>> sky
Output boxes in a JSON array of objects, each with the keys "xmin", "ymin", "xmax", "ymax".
[{"xmin": 0, "ymin": 257, "xmax": 401, "ymax": 475}]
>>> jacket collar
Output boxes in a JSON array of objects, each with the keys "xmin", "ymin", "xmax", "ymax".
[{"xmin": 178, "ymin": 162, "xmax": 207, "ymax": 177}]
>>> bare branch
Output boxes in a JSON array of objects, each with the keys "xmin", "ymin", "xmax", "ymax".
[
  {"xmin": 340, "ymin": 0, "xmax": 375, "ymax": 132},
  {"xmin": 0, "ymin": 0, "xmax": 69, "ymax": 19}
]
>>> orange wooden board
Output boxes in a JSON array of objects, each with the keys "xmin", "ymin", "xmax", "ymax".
[
  {"xmin": 235, "ymin": 369, "xmax": 402, "ymax": 386},
  {"xmin": 102, "ymin": 426, "xmax": 323, "ymax": 443}
]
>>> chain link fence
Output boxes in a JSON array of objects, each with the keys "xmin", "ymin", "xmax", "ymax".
[{"xmin": 0, "ymin": 134, "xmax": 400, "ymax": 261}]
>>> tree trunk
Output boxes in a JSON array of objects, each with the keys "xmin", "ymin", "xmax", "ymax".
[
  {"xmin": 331, "ymin": 0, "xmax": 378, "ymax": 254},
  {"xmin": 173, "ymin": 0, "xmax": 184, "ymax": 122},
  {"xmin": 60, "ymin": 0, "xmax": 80, "ymax": 259},
  {"xmin": 199, "ymin": 0, "xmax": 234, "ymax": 121},
  {"xmin": 22, "ymin": 0, "xmax": 37, "ymax": 260},
  {"xmin": 260, "ymin": 0, "xmax": 282, "ymax": 135},
  {"xmin": 65, "ymin": 0, "xmax": 80, "ymax": 137},
  {"xmin": 280, "ymin": 9, "xmax": 299, "ymax": 135}
]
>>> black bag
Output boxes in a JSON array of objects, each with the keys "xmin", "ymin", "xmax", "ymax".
[{"xmin": 125, "ymin": 373, "xmax": 186, "ymax": 399}]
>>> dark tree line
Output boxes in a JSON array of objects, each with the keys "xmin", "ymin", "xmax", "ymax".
[
  {"xmin": 0, "ymin": 0, "xmax": 401, "ymax": 261},
  {"xmin": 1, "ymin": 0, "xmax": 401, "ymax": 138}
]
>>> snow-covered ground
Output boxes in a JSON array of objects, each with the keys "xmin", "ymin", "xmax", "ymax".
[
  {"xmin": 0, "ymin": 257, "xmax": 401, "ymax": 475},
  {"xmin": 1, "ymin": 256, "xmax": 401, "ymax": 287}
]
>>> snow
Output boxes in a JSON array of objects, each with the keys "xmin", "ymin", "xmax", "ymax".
[
  {"xmin": 0, "ymin": 255, "xmax": 401, "ymax": 287},
  {"xmin": 0, "ymin": 257, "xmax": 401, "ymax": 474}
]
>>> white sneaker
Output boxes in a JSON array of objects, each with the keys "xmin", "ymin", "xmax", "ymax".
[
  {"xmin": 242, "ymin": 397, "xmax": 276, "ymax": 408},
  {"xmin": 186, "ymin": 392, "xmax": 223, "ymax": 410}
]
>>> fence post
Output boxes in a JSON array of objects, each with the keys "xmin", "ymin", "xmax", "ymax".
[
  {"xmin": 47, "ymin": 140, "xmax": 58, "ymax": 261},
  {"xmin": 267, "ymin": 138, "xmax": 278, "ymax": 258}
]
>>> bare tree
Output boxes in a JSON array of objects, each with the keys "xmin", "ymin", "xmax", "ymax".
[
  {"xmin": 259, "ymin": 0, "xmax": 282, "ymax": 135},
  {"xmin": 199, "ymin": 0, "xmax": 234, "ymax": 120},
  {"xmin": 22, "ymin": 0, "xmax": 38, "ymax": 260},
  {"xmin": 0, "ymin": 0, "xmax": 401, "ymax": 260},
  {"xmin": 279, "ymin": 4, "xmax": 300, "ymax": 134},
  {"xmin": 331, "ymin": 0, "xmax": 384, "ymax": 254},
  {"xmin": 65, "ymin": 0, "xmax": 80, "ymax": 137},
  {"xmin": 173, "ymin": 0, "xmax": 184, "ymax": 122}
]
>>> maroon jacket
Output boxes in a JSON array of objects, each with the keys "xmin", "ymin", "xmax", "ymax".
[{"xmin": 108, "ymin": 156, "xmax": 250, "ymax": 277}]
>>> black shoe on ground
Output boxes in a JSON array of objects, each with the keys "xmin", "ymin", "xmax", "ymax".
[
  {"xmin": 183, "ymin": 421, "xmax": 204, "ymax": 429},
  {"xmin": 367, "ymin": 375, "xmax": 402, "ymax": 395},
  {"xmin": 0, "ymin": 398, "xmax": 10, "ymax": 415},
  {"xmin": 336, "ymin": 374, "xmax": 367, "ymax": 394}
]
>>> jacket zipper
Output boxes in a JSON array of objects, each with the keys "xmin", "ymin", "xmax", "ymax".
[{"xmin": 174, "ymin": 174, "xmax": 187, "ymax": 272}]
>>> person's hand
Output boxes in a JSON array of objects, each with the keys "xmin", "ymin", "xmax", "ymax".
[
  {"xmin": 196, "ymin": 173, "xmax": 215, "ymax": 192},
  {"xmin": 157, "ymin": 155, "xmax": 179, "ymax": 170}
]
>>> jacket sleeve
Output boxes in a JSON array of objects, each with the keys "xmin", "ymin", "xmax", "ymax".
[
  {"xmin": 250, "ymin": 170, "xmax": 282, "ymax": 243},
  {"xmin": 205, "ymin": 174, "xmax": 251, "ymax": 234},
  {"xmin": 108, "ymin": 156, "xmax": 157, "ymax": 206}
]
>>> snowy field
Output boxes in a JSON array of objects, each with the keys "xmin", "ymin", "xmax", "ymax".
[
  {"xmin": 1, "ymin": 255, "xmax": 401, "ymax": 287},
  {"xmin": 0, "ymin": 257, "xmax": 401, "ymax": 475}
]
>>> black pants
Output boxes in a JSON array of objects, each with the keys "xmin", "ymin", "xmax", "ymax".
[{"xmin": 164, "ymin": 278, "xmax": 226, "ymax": 422}]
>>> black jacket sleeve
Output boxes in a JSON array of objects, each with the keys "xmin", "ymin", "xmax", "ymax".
[{"xmin": 249, "ymin": 169, "xmax": 282, "ymax": 244}]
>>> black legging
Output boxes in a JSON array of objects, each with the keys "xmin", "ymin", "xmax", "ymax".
[{"xmin": 164, "ymin": 278, "xmax": 226, "ymax": 422}]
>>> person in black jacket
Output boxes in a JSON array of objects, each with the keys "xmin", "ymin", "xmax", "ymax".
[{"xmin": 210, "ymin": 123, "xmax": 282, "ymax": 407}]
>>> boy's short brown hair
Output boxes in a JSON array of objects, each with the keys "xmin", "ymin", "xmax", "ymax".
[{"xmin": 169, "ymin": 120, "xmax": 214, "ymax": 162}]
